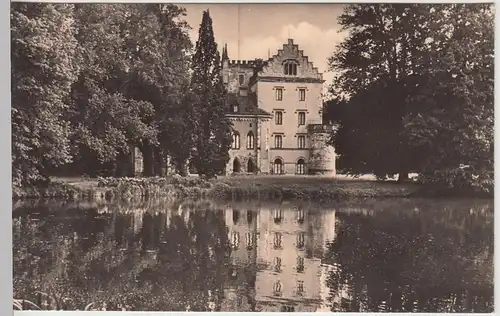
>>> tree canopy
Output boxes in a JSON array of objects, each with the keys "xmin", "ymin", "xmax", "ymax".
[{"xmin": 327, "ymin": 4, "xmax": 493, "ymax": 189}]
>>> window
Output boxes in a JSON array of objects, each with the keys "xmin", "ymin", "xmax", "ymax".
[
  {"xmin": 297, "ymin": 136, "xmax": 306, "ymax": 149},
  {"xmin": 273, "ymin": 281, "xmax": 282, "ymax": 296},
  {"xmin": 299, "ymin": 88, "xmax": 306, "ymax": 101},
  {"xmin": 274, "ymin": 208, "xmax": 283, "ymax": 223},
  {"xmin": 246, "ymin": 232, "xmax": 254, "ymax": 249},
  {"xmin": 296, "ymin": 158, "xmax": 306, "ymax": 175},
  {"xmin": 232, "ymin": 209, "xmax": 240, "ymax": 224},
  {"xmin": 284, "ymin": 61, "xmax": 298, "ymax": 76},
  {"xmin": 246, "ymin": 210, "xmax": 253, "ymax": 224},
  {"xmin": 239, "ymin": 74, "xmax": 245, "ymax": 85},
  {"xmin": 273, "ymin": 158, "xmax": 284, "ymax": 174},
  {"xmin": 275, "ymin": 88, "xmax": 283, "ymax": 101},
  {"xmin": 298, "ymin": 112, "xmax": 306, "ymax": 125},
  {"xmin": 296, "ymin": 232, "xmax": 305, "ymax": 249},
  {"xmin": 233, "ymin": 104, "xmax": 239, "ymax": 113},
  {"xmin": 297, "ymin": 256, "xmax": 305, "ymax": 273},
  {"xmin": 297, "ymin": 208, "xmax": 305, "ymax": 223},
  {"xmin": 231, "ymin": 232, "xmax": 240, "ymax": 249},
  {"xmin": 232, "ymin": 132, "xmax": 240, "ymax": 149},
  {"xmin": 275, "ymin": 135, "xmax": 283, "ymax": 148},
  {"xmin": 274, "ymin": 257, "xmax": 282, "ymax": 272},
  {"xmin": 297, "ymin": 281, "xmax": 304, "ymax": 296},
  {"xmin": 273, "ymin": 232, "xmax": 283, "ymax": 249},
  {"xmin": 247, "ymin": 132, "xmax": 254, "ymax": 149},
  {"xmin": 275, "ymin": 111, "xmax": 283, "ymax": 125}
]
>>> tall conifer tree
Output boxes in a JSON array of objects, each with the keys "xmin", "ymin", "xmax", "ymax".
[{"xmin": 190, "ymin": 10, "xmax": 232, "ymax": 178}]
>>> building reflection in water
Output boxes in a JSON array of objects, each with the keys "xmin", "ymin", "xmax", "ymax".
[{"xmin": 223, "ymin": 202, "xmax": 337, "ymax": 312}]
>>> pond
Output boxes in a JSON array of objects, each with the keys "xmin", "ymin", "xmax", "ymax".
[{"xmin": 12, "ymin": 198, "xmax": 494, "ymax": 312}]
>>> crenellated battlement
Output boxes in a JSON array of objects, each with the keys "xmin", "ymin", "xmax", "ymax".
[{"xmin": 228, "ymin": 59, "xmax": 267, "ymax": 68}]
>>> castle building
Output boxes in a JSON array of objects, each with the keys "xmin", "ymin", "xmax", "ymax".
[{"xmin": 222, "ymin": 39, "xmax": 336, "ymax": 176}]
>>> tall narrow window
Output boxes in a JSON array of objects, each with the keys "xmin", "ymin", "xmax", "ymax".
[
  {"xmin": 231, "ymin": 232, "xmax": 240, "ymax": 249},
  {"xmin": 274, "ymin": 232, "xmax": 283, "ymax": 249},
  {"xmin": 297, "ymin": 136, "xmax": 306, "ymax": 149},
  {"xmin": 275, "ymin": 135, "xmax": 283, "ymax": 148},
  {"xmin": 283, "ymin": 61, "xmax": 298, "ymax": 76},
  {"xmin": 274, "ymin": 208, "xmax": 283, "ymax": 223},
  {"xmin": 232, "ymin": 132, "xmax": 240, "ymax": 149},
  {"xmin": 274, "ymin": 257, "xmax": 282, "ymax": 272},
  {"xmin": 275, "ymin": 111, "xmax": 283, "ymax": 125},
  {"xmin": 273, "ymin": 281, "xmax": 282, "ymax": 296},
  {"xmin": 298, "ymin": 112, "xmax": 306, "ymax": 126},
  {"xmin": 247, "ymin": 132, "xmax": 255, "ymax": 149},
  {"xmin": 273, "ymin": 158, "xmax": 284, "ymax": 175},
  {"xmin": 233, "ymin": 104, "xmax": 239, "ymax": 113},
  {"xmin": 296, "ymin": 158, "xmax": 306, "ymax": 175},
  {"xmin": 296, "ymin": 232, "xmax": 305, "ymax": 249},
  {"xmin": 275, "ymin": 88, "xmax": 283, "ymax": 101},
  {"xmin": 299, "ymin": 88, "xmax": 306, "ymax": 101},
  {"xmin": 297, "ymin": 256, "xmax": 305, "ymax": 273},
  {"xmin": 297, "ymin": 280, "xmax": 304, "ymax": 296},
  {"xmin": 239, "ymin": 74, "xmax": 245, "ymax": 85}
]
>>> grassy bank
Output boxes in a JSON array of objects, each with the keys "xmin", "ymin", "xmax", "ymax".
[
  {"xmin": 12, "ymin": 174, "xmax": 493, "ymax": 202},
  {"xmin": 13, "ymin": 176, "xmax": 491, "ymax": 201}
]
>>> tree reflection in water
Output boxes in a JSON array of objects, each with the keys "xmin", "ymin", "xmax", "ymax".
[
  {"xmin": 12, "ymin": 198, "xmax": 493, "ymax": 312},
  {"xmin": 323, "ymin": 200, "xmax": 493, "ymax": 313}
]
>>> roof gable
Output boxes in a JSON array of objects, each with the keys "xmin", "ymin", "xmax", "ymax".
[{"xmin": 256, "ymin": 39, "xmax": 323, "ymax": 81}]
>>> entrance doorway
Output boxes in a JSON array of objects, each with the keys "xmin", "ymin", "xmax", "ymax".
[{"xmin": 233, "ymin": 158, "xmax": 241, "ymax": 173}]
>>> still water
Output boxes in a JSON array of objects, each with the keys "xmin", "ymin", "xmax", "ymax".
[{"xmin": 13, "ymin": 198, "xmax": 493, "ymax": 312}]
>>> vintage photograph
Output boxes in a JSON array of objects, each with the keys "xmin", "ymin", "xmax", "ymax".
[{"xmin": 12, "ymin": 2, "xmax": 493, "ymax": 312}]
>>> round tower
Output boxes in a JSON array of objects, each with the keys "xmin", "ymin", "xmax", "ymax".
[{"xmin": 308, "ymin": 124, "xmax": 336, "ymax": 176}]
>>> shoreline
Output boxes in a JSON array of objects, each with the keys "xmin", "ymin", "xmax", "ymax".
[{"xmin": 12, "ymin": 175, "xmax": 493, "ymax": 202}]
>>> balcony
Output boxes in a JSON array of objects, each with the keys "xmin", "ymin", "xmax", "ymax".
[{"xmin": 307, "ymin": 124, "xmax": 334, "ymax": 134}]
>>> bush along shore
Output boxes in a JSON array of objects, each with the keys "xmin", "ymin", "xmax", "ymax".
[{"xmin": 12, "ymin": 174, "xmax": 493, "ymax": 202}]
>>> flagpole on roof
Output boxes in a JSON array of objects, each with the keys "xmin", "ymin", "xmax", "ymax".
[{"xmin": 238, "ymin": 3, "xmax": 241, "ymax": 61}]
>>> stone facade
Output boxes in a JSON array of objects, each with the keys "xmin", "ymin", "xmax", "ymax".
[{"xmin": 223, "ymin": 39, "xmax": 335, "ymax": 175}]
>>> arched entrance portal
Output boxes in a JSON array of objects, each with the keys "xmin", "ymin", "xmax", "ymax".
[
  {"xmin": 247, "ymin": 158, "xmax": 255, "ymax": 173},
  {"xmin": 233, "ymin": 158, "xmax": 241, "ymax": 173},
  {"xmin": 273, "ymin": 158, "xmax": 284, "ymax": 175}
]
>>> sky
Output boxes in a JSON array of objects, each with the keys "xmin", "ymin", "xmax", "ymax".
[{"xmin": 180, "ymin": 4, "xmax": 347, "ymax": 91}]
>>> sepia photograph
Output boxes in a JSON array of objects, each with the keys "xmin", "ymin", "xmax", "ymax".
[{"xmin": 11, "ymin": 2, "xmax": 493, "ymax": 313}]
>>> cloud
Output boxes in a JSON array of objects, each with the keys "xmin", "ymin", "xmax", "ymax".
[{"xmin": 189, "ymin": 21, "xmax": 346, "ymax": 96}]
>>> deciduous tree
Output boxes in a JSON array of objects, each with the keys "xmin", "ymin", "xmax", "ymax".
[{"xmin": 11, "ymin": 3, "xmax": 80, "ymax": 185}]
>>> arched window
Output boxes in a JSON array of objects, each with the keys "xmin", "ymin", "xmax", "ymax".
[
  {"xmin": 238, "ymin": 74, "xmax": 245, "ymax": 85},
  {"xmin": 283, "ymin": 60, "xmax": 298, "ymax": 76},
  {"xmin": 247, "ymin": 158, "xmax": 255, "ymax": 173},
  {"xmin": 232, "ymin": 132, "xmax": 240, "ymax": 149},
  {"xmin": 273, "ymin": 158, "xmax": 284, "ymax": 174},
  {"xmin": 247, "ymin": 131, "xmax": 254, "ymax": 149},
  {"xmin": 233, "ymin": 158, "xmax": 241, "ymax": 173},
  {"xmin": 296, "ymin": 158, "xmax": 306, "ymax": 175}
]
